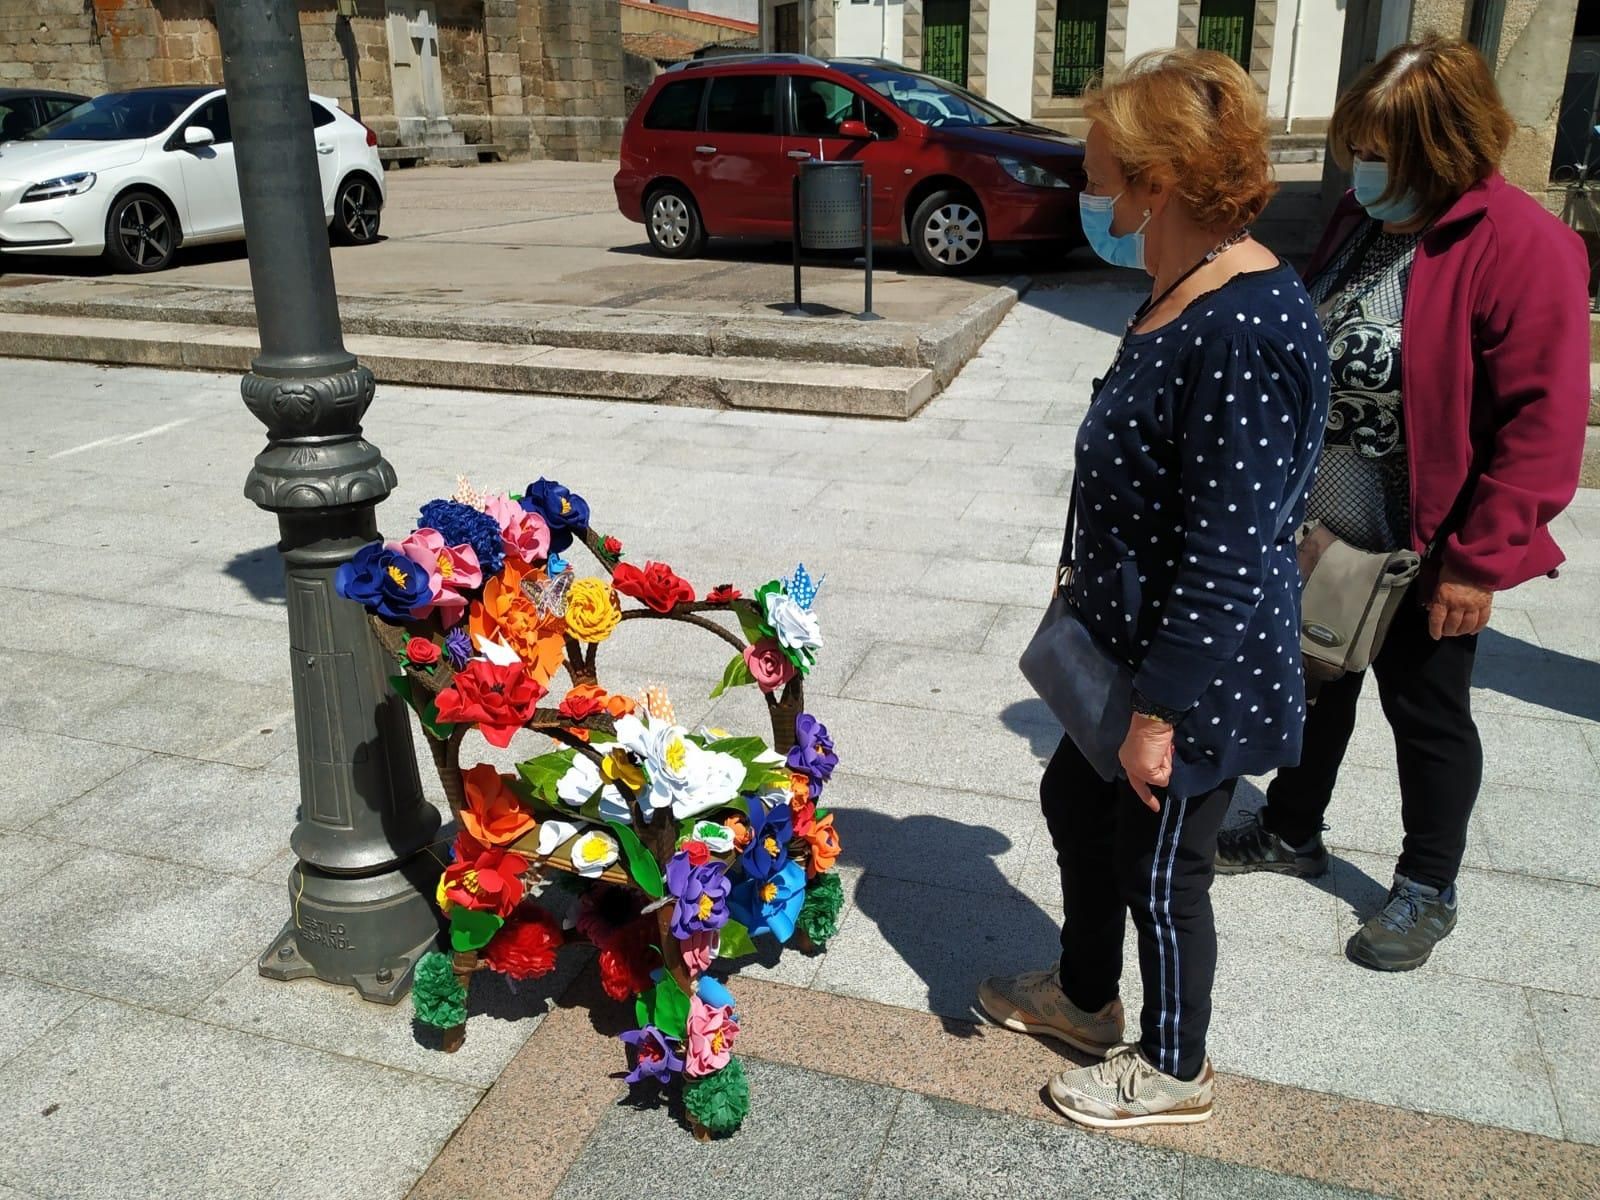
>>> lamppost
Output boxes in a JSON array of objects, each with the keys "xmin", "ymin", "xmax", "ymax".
[{"xmin": 215, "ymin": 0, "xmax": 446, "ymax": 1003}]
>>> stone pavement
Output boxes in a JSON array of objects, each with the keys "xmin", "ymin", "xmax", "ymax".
[{"xmin": 1, "ymin": 280, "xmax": 1597, "ymax": 1198}]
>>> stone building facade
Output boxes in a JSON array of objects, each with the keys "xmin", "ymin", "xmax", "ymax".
[{"xmin": 0, "ymin": 0, "xmax": 625, "ymax": 161}]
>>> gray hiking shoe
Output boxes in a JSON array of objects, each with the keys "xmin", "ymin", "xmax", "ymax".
[
  {"xmin": 1047, "ymin": 1043, "xmax": 1215, "ymax": 1129},
  {"xmin": 1215, "ymin": 811, "xmax": 1330, "ymax": 878},
  {"xmin": 1347, "ymin": 874, "xmax": 1457, "ymax": 972},
  {"xmin": 977, "ymin": 966, "xmax": 1124, "ymax": 1057}
]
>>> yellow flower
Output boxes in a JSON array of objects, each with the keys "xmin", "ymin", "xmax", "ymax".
[
  {"xmin": 564, "ymin": 577, "xmax": 622, "ymax": 644},
  {"xmin": 435, "ymin": 873, "xmax": 455, "ymax": 915},
  {"xmin": 603, "ymin": 748, "xmax": 646, "ymax": 793}
]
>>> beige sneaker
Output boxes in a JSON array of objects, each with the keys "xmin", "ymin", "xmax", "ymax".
[
  {"xmin": 1047, "ymin": 1043, "xmax": 1215, "ymax": 1129},
  {"xmin": 976, "ymin": 966, "xmax": 1124, "ymax": 1056}
]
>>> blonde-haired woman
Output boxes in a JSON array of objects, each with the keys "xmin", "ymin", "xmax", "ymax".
[
  {"xmin": 980, "ymin": 49, "xmax": 1329, "ymax": 1128},
  {"xmin": 1217, "ymin": 38, "xmax": 1590, "ymax": 971}
]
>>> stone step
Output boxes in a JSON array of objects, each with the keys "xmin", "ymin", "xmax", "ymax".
[
  {"xmin": 0, "ymin": 313, "xmax": 935, "ymax": 418},
  {"xmin": 379, "ymin": 143, "xmax": 506, "ymax": 167},
  {"xmin": 1584, "ymin": 424, "xmax": 1600, "ymax": 488}
]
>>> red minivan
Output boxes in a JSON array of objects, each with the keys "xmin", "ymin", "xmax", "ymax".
[{"xmin": 614, "ymin": 54, "xmax": 1086, "ymax": 275}]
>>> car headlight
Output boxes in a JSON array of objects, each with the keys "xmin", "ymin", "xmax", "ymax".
[
  {"xmin": 996, "ymin": 157, "xmax": 1069, "ymax": 189},
  {"xmin": 21, "ymin": 172, "xmax": 97, "ymax": 203}
]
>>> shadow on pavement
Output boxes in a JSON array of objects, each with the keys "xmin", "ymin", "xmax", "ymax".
[
  {"xmin": 999, "ymin": 699, "xmax": 1062, "ymax": 768},
  {"xmin": 1474, "ymin": 628, "xmax": 1600, "ymax": 722},
  {"xmin": 225, "ymin": 546, "xmax": 286, "ymax": 607}
]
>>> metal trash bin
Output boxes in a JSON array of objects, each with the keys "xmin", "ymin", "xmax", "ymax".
[{"xmin": 797, "ymin": 160, "xmax": 865, "ymax": 251}]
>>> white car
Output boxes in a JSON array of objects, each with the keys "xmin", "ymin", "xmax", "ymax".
[{"xmin": 0, "ymin": 85, "xmax": 386, "ymax": 272}]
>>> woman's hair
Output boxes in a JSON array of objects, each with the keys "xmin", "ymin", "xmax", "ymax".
[
  {"xmin": 1082, "ymin": 48, "xmax": 1275, "ymax": 229},
  {"xmin": 1327, "ymin": 36, "xmax": 1513, "ymax": 215}
]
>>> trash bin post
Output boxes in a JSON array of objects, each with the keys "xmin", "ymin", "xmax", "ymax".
[{"xmin": 856, "ymin": 174, "xmax": 881, "ymax": 323}]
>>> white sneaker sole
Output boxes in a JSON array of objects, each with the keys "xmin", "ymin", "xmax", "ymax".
[{"xmin": 1047, "ymin": 1092, "xmax": 1214, "ymax": 1129}]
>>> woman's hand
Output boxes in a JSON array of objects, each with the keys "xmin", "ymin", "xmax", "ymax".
[
  {"xmin": 1428, "ymin": 568, "xmax": 1493, "ymax": 639},
  {"xmin": 1119, "ymin": 713, "xmax": 1175, "ymax": 812}
]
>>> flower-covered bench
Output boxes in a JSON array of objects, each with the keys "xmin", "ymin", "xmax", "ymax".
[{"xmin": 337, "ymin": 476, "xmax": 843, "ymax": 1138}]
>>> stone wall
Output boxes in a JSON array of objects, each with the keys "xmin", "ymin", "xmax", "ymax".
[
  {"xmin": 521, "ymin": 0, "xmax": 626, "ymax": 161},
  {"xmin": 0, "ymin": 0, "xmax": 106, "ymax": 95}
]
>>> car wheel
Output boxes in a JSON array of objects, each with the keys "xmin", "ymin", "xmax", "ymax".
[
  {"xmin": 332, "ymin": 174, "xmax": 382, "ymax": 246},
  {"xmin": 910, "ymin": 189, "xmax": 987, "ymax": 275},
  {"xmin": 103, "ymin": 190, "xmax": 177, "ymax": 273},
  {"xmin": 644, "ymin": 185, "xmax": 705, "ymax": 258}
]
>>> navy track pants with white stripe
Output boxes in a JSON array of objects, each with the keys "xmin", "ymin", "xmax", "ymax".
[{"xmin": 1041, "ymin": 734, "xmax": 1236, "ymax": 1082}]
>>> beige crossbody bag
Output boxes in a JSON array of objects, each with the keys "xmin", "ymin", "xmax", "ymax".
[{"xmin": 1296, "ymin": 521, "xmax": 1421, "ymax": 687}]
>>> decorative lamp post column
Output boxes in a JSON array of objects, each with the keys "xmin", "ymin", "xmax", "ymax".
[{"xmin": 216, "ymin": 0, "xmax": 445, "ymax": 1003}]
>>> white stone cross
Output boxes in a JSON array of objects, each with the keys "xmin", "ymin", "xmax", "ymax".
[
  {"xmin": 407, "ymin": 9, "xmax": 439, "ymax": 62},
  {"xmin": 405, "ymin": 8, "xmax": 445, "ymax": 121}
]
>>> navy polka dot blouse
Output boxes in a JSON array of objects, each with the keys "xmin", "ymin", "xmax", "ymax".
[{"xmin": 1069, "ymin": 261, "xmax": 1331, "ymax": 797}]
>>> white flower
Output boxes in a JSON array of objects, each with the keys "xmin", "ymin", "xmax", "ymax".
[
  {"xmin": 762, "ymin": 589, "xmax": 823, "ymax": 655},
  {"xmin": 556, "ymin": 754, "xmax": 629, "ymax": 822},
  {"xmin": 689, "ymin": 821, "xmax": 736, "ymax": 854},
  {"xmin": 613, "ymin": 712, "xmax": 743, "ymax": 819},
  {"xmin": 569, "ymin": 829, "xmax": 619, "ymax": 877},
  {"xmin": 474, "ymin": 635, "xmax": 523, "ymax": 667},
  {"xmin": 536, "ymin": 819, "xmax": 579, "ymax": 858}
]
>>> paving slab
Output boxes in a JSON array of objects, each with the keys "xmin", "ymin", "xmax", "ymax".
[
  {"xmin": 0, "ymin": 729, "xmax": 148, "ymax": 832},
  {"xmin": 1527, "ymin": 990, "xmax": 1600, "ymax": 1146}
]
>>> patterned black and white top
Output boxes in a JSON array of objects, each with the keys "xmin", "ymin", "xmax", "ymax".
[{"xmin": 1305, "ymin": 224, "xmax": 1421, "ymax": 552}]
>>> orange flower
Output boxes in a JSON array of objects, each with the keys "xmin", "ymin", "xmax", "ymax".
[
  {"xmin": 789, "ymin": 772, "xmax": 812, "ymax": 805},
  {"xmin": 459, "ymin": 763, "xmax": 537, "ymax": 847},
  {"xmin": 469, "ymin": 558, "xmax": 565, "ymax": 686},
  {"xmin": 722, "ymin": 814, "xmax": 752, "ymax": 850},
  {"xmin": 805, "ymin": 812, "xmax": 840, "ymax": 878},
  {"xmin": 605, "ymin": 692, "xmax": 638, "ymax": 718}
]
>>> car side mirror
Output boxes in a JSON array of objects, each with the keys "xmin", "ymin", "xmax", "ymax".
[
  {"xmin": 837, "ymin": 119, "xmax": 872, "ymax": 140},
  {"xmin": 184, "ymin": 126, "xmax": 215, "ymax": 148}
]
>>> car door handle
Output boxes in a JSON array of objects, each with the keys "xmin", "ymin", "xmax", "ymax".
[
  {"xmin": 316, "ymin": 144, "xmax": 335, "ymax": 154},
  {"xmin": 787, "ymin": 150, "xmax": 812, "ymax": 160},
  {"xmin": 695, "ymin": 145, "xmax": 717, "ymax": 155}
]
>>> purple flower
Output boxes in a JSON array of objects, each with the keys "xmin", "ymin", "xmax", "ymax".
[
  {"xmin": 519, "ymin": 478, "xmax": 590, "ymax": 554},
  {"xmin": 785, "ymin": 713, "xmax": 838, "ymax": 787},
  {"xmin": 665, "ymin": 851, "xmax": 731, "ymax": 941},
  {"xmin": 444, "ymin": 625, "xmax": 473, "ymax": 670},
  {"xmin": 740, "ymin": 794, "xmax": 794, "ymax": 882},
  {"xmin": 619, "ymin": 1025, "xmax": 682, "ymax": 1086},
  {"xmin": 335, "ymin": 542, "xmax": 431, "ymax": 622}
]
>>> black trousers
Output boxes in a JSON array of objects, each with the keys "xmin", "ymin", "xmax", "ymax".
[
  {"xmin": 1042, "ymin": 734, "xmax": 1235, "ymax": 1082},
  {"xmin": 1263, "ymin": 593, "xmax": 1482, "ymax": 891}
]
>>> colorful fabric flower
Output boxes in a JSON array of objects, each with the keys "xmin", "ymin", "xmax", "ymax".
[
  {"xmin": 705, "ymin": 584, "xmax": 742, "ymax": 603},
  {"xmin": 518, "ymin": 478, "xmax": 589, "ymax": 553},
  {"xmin": 434, "ymin": 658, "xmax": 546, "ymax": 748},
  {"xmin": 755, "ymin": 579, "xmax": 823, "ymax": 673},
  {"xmin": 481, "ymin": 908, "xmax": 562, "ymax": 980},
  {"xmin": 602, "ymin": 747, "xmax": 646, "ymax": 796},
  {"xmin": 404, "ymin": 636, "xmax": 441, "ymax": 669},
  {"xmin": 666, "ymin": 851, "xmax": 732, "ymax": 941},
  {"xmin": 728, "ymin": 860, "xmax": 807, "ymax": 943},
  {"xmin": 482, "ymin": 493, "xmax": 551, "ymax": 566},
  {"xmin": 790, "ymin": 796, "xmax": 816, "ymax": 838},
  {"xmin": 440, "ymin": 845, "xmax": 529, "ymax": 918},
  {"xmin": 598, "ymin": 534, "xmax": 624, "ymax": 567},
  {"xmin": 459, "ymin": 763, "xmax": 537, "ymax": 846},
  {"xmin": 696, "ymin": 975, "xmax": 737, "ymax": 1013},
  {"xmin": 612, "ymin": 561, "xmax": 696, "ymax": 614},
  {"xmin": 599, "ymin": 919, "xmax": 660, "ymax": 1001},
  {"xmin": 555, "ymin": 753, "xmax": 629, "ymax": 822},
  {"xmin": 576, "ymin": 885, "xmax": 646, "ymax": 949},
  {"xmin": 418, "ymin": 498, "xmax": 505, "ymax": 577},
  {"xmin": 742, "ymin": 637, "xmax": 797, "ymax": 694},
  {"xmin": 469, "ymin": 558, "xmax": 566, "ymax": 686},
  {"xmin": 569, "ymin": 829, "xmax": 620, "ymax": 878},
  {"xmin": 684, "ymin": 996, "xmax": 739, "ymax": 1078},
  {"xmin": 335, "ymin": 542, "xmax": 431, "ymax": 622},
  {"xmin": 444, "ymin": 625, "xmax": 473, "ymax": 669},
  {"xmin": 564, "ymin": 577, "xmax": 622, "ymax": 644},
  {"xmin": 681, "ymin": 930, "xmax": 719, "ymax": 976},
  {"xmin": 614, "ymin": 712, "xmax": 743, "ymax": 819},
  {"xmin": 722, "ymin": 815, "xmax": 752, "ymax": 850},
  {"xmin": 786, "ymin": 713, "xmax": 838, "ymax": 787},
  {"xmin": 412, "ymin": 951, "xmax": 467, "ymax": 1029},
  {"xmin": 740, "ymin": 795, "xmax": 794, "ymax": 882},
  {"xmin": 389, "ymin": 528, "xmax": 483, "ymax": 624},
  {"xmin": 687, "ymin": 821, "xmax": 736, "ymax": 855},
  {"xmin": 620, "ymin": 1025, "xmax": 683, "ymax": 1086},
  {"xmin": 683, "ymin": 1055, "xmax": 749, "ymax": 1135},
  {"xmin": 797, "ymin": 871, "xmax": 845, "ymax": 946},
  {"xmin": 805, "ymin": 812, "xmax": 840, "ymax": 877}
]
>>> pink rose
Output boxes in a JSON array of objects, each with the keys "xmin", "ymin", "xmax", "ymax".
[
  {"xmin": 684, "ymin": 995, "xmax": 738, "ymax": 1078},
  {"xmin": 742, "ymin": 638, "xmax": 797, "ymax": 694},
  {"xmin": 681, "ymin": 930, "xmax": 719, "ymax": 977},
  {"xmin": 388, "ymin": 528, "xmax": 482, "ymax": 624},
  {"xmin": 483, "ymin": 494, "xmax": 551, "ymax": 565}
]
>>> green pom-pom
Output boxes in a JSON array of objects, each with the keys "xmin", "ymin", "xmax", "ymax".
[
  {"xmin": 413, "ymin": 951, "xmax": 467, "ymax": 1029},
  {"xmin": 796, "ymin": 872, "xmax": 844, "ymax": 948},
  {"xmin": 683, "ymin": 1056, "xmax": 750, "ymax": 1136}
]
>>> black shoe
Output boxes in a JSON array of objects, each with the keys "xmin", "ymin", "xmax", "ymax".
[
  {"xmin": 1347, "ymin": 875, "xmax": 1457, "ymax": 972},
  {"xmin": 1214, "ymin": 811, "xmax": 1330, "ymax": 878}
]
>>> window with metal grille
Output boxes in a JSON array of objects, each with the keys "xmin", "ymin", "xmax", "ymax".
[
  {"xmin": 1197, "ymin": 0, "xmax": 1255, "ymax": 71},
  {"xmin": 1053, "ymin": 0, "xmax": 1108, "ymax": 97},
  {"xmin": 922, "ymin": 0, "xmax": 970, "ymax": 89}
]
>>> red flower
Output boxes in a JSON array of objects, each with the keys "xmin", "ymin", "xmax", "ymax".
[
  {"xmin": 482, "ymin": 908, "xmax": 563, "ymax": 980},
  {"xmin": 435, "ymin": 658, "xmax": 546, "ymax": 748},
  {"xmin": 599, "ymin": 919, "xmax": 660, "ymax": 1002},
  {"xmin": 790, "ymin": 798, "xmax": 816, "ymax": 838},
  {"xmin": 612, "ymin": 561, "xmax": 696, "ymax": 614},
  {"xmin": 405, "ymin": 637, "xmax": 440, "ymax": 667},
  {"xmin": 706, "ymin": 584, "xmax": 742, "ymax": 603},
  {"xmin": 576, "ymin": 884, "xmax": 647, "ymax": 949},
  {"xmin": 603, "ymin": 535, "xmax": 623, "ymax": 557},
  {"xmin": 683, "ymin": 839, "xmax": 711, "ymax": 867},
  {"xmin": 558, "ymin": 683, "xmax": 609, "ymax": 722},
  {"xmin": 442, "ymin": 845, "xmax": 529, "ymax": 917}
]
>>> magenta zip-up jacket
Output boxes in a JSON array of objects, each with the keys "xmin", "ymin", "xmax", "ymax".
[{"xmin": 1304, "ymin": 172, "xmax": 1591, "ymax": 593}]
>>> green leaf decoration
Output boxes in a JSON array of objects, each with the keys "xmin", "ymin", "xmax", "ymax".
[
  {"xmin": 450, "ymin": 908, "xmax": 505, "ymax": 953},
  {"xmin": 797, "ymin": 872, "xmax": 845, "ymax": 948},
  {"xmin": 741, "ymin": 763, "xmax": 792, "ymax": 795},
  {"xmin": 709, "ymin": 653, "xmax": 755, "ymax": 700},
  {"xmin": 516, "ymin": 749, "xmax": 578, "ymax": 806},
  {"xmin": 413, "ymin": 951, "xmax": 467, "ymax": 1029},
  {"xmin": 606, "ymin": 820, "xmax": 664, "ymax": 898},
  {"xmin": 717, "ymin": 920, "xmax": 758, "ymax": 961},
  {"xmin": 704, "ymin": 736, "xmax": 768, "ymax": 764},
  {"xmin": 389, "ymin": 675, "xmax": 457, "ymax": 741},
  {"xmin": 635, "ymin": 971, "xmax": 692, "ymax": 1040},
  {"xmin": 734, "ymin": 598, "xmax": 774, "ymax": 645},
  {"xmin": 683, "ymin": 1056, "xmax": 749, "ymax": 1135}
]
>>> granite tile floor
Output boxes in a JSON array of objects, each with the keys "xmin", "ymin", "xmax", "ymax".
[{"xmin": 1, "ymin": 277, "xmax": 1596, "ymax": 1197}]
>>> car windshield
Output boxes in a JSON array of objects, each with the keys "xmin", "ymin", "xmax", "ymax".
[
  {"xmin": 835, "ymin": 64, "xmax": 1018, "ymax": 129},
  {"xmin": 25, "ymin": 91, "xmax": 195, "ymax": 142}
]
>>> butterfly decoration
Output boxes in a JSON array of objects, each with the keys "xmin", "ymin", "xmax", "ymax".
[
  {"xmin": 521, "ymin": 568, "xmax": 574, "ymax": 620},
  {"xmin": 786, "ymin": 563, "xmax": 824, "ymax": 611}
]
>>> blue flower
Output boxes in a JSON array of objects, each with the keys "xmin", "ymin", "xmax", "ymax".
[
  {"xmin": 417, "ymin": 499, "xmax": 505, "ymax": 576},
  {"xmin": 335, "ymin": 542, "xmax": 431, "ymax": 621},
  {"xmin": 696, "ymin": 975, "xmax": 737, "ymax": 1014},
  {"xmin": 739, "ymin": 795, "xmax": 794, "ymax": 882},
  {"xmin": 727, "ymin": 861, "xmax": 807, "ymax": 944},
  {"xmin": 444, "ymin": 625, "xmax": 473, "ymax": 669},
  {"xmin": 519, "ymin": 478, "xmax": 590, "ymax": 554}
]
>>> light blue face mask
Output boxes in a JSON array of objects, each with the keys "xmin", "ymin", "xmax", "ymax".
[
  {"xmin": 1351, "ymin": 159, "xmax": 1422, "ymax": 225},
  {"xmin": 1078, "ymin": 191, "xmax": 1152, "ymax": 270}
]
